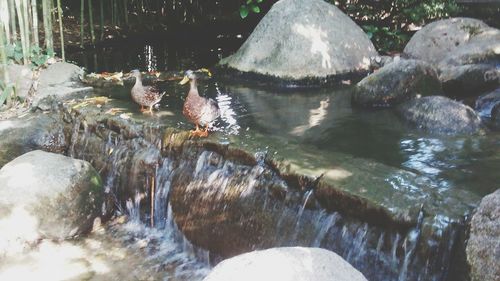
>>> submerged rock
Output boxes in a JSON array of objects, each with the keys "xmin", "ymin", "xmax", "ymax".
[
  {"xmin": 352, "ymin": 59, "xmax": 441, "ymax": 108},
  {"xmin": 203, "ymin": 247, "xmax": 367, "ymax": 281},
  {"xmin": 397, "ymin": 96, "xmax": 484, "ymax": 135},
  {"xmin": 219, "ymin": 0, "xmax": 377, "ymax": 83},
  {"xmin": 466, "ymin": 189, "xmax": 500, "ymax": 281},
  {"xmin": 0, "ymin": 150, "xmax": 103, "ymax": 257},
  {"xmin": 475, "ymin": 87, "xmax": 500, "ymax": 118}
]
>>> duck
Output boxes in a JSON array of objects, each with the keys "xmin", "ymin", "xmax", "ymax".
[
  {"xmin": 130, "ymin": 69, "xmax": 165, "ymax": 114},
  {"xmin": 179, "ymin": 70, "xmax": 220, "ymax": 137}
]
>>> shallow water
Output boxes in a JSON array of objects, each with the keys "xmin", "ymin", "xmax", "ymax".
[{"xmin": 69, "ymin": 33, "xmax": 500, "ymax": 281}]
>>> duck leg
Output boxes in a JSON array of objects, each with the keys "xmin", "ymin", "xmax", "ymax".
[
  {"xmin": 200, "ymin": 124, "xmax": 209, "ymax": 137},
  {"xmin": 191, "ymin": 124, "xmax": 209, "ymax": 138}
]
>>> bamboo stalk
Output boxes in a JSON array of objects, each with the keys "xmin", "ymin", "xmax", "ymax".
[
  {"xmin": 14, "ymin": 0, "xmax": 29, "ymax": 64},
  {"xmin": 22, "ymin": 0, "xmax": 30, "ymax": 54},
  {"xmin": 99, "ymin": 0, "xmax": 104, "ymax": 40},
  {"xmin": 8, "ymin": 0, "xmax": 16, "ymax": 42},
  {"xmin": 0, "ymin": 1, "xmax": 11, "ymax": 45},
  {"xmin": 31, "ymin": 0, "xmax": 39, "ymax": 49},
  {"xmin": 88, "ymin": 0, "xmax": 95, "ymax": 44},
  {"xmin": 42, "ymin": 0, "xmax": 54, "ymax": 54},
  {"xmin": 56, "ymin": 0, "xmax": 64, "ymax": 60},
  {"xmin": 123, "ymin": 0, "xmax": 128, "ymax": 25},
  {"xmin": 0, "ymin": 23, "xmax": 9, "ymax": 84},
  {"xmin": 80, "ymin": 0, "xmax": 84, "ymax": 47}
]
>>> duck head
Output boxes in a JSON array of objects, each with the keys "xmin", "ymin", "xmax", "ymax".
[
  {"xmin": 179, "ymin": 70, "xmax": 196, "ymax": 85},
  {"xmin": 130, "ymin": 69, "xmax": 142, "ymax": 78}
]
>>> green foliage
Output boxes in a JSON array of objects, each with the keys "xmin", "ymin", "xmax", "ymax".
[
  {"xmin": 0, "ymin": 83, "xmax": 14, "ymax": 107},
  {"xmin": 4, "ymin": 42, "xmax": 51, "ymax": 67},
  {"xmin": 240, "ymin": 0, "xmax": 263, "ymax": 19},
  {"xmin": 332, "ymin": 0, "xmax": 462, "ymax": 52}
]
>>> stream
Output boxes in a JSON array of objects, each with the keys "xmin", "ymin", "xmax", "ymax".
[{"xmin": 62, "ymin": 31, "xmax": 500, "ymax": 281}]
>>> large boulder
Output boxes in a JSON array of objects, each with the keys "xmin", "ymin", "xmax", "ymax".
[
  {"xmin": 218, "ymin": 0, "xmax": 377, "ymax": 82},
  {"xmin": 475, "ymin": 87, "xmax": 500, "ymax": 118},
  {"xmin": 466, "ymin": 189, "xmax": 500, "ymax": 281},
  {"xmin": 352, "ymin": 59, "xmax": 441, "ymax": 108},
  {"xmin": 203, "ymin": 247, "xmax": 367, "ymax": 281},
  {"xmin": 404, "ymin": 18, "xmax": 500, "ymax": 96},
  {"xmin": 0, "ymin": 150, "xmax": 103, "ymax": 257},
  {"xmin": 404, "ymin": 18, "xmax": 491, "ymax": 64},
  {"xmin": 34, "ymin": 62, "xmax": 93, "ymax": 109},
  {"xmin": 397, "ymin": 96, "xmax": 484, "ymax": 135}
]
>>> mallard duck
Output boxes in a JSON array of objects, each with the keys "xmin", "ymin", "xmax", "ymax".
[
  {"xmin": 130, "ymin": 69, "xmax": 165, "ymax": 114},
  {"xmin": 179, "ymin": 70, "xmax": 220, "ymax": 137}
]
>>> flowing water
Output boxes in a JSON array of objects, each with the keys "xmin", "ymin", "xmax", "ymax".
[{"xmin": 64, "ymin": 32, "xmax": 500, "ymax": 281}]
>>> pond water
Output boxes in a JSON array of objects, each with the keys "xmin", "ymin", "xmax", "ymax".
[{"xmin": 68, "ymin": 30, "xmax": 500, "ymax": 280}]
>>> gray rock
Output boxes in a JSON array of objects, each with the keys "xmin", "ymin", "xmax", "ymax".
[
  {"xmin": 0, "ymin": 113, "xmax": 67, "ymax": 167},
  {"xmin": 0, "ymin": 150, "xmax": 103, "ymax": 257},
  {"xmin": 466, "ymin": 189, "xmax": 500, "ymax": 281},
  {"xmin": 219, "ymin": 0, "xmax": 377, "ymax": 80},
  {"xmin": 492, "ymin": 103, "xmax": 500, "ymax": 130},
  {"xmin": 439, "ymin": 27, "xmax": 500, "ymax": 67},
  {"xmin": 203, "ymin": 247, "xmax": 367, "ymax": 281},
  {"xmin": 475, "ymin": 87, "xmax": 500, "ymax": 117},
  {"xmin": 440, "ymin": 64, "xmax": 499, "ymax": 95},
  {"xmin": 0, "ymin": 64, "xmax": 34, "ymax": 100},
  {"xmin": 38, "ymin": 62, "xmax": 84, "ymax": 87},
  {"xmin": 404, "ymin": 18, "xmax": 491, "ymax": 64},
  {"xmin": 397, "ymin": 96, "xmax": 484, "ymax": 135},
  {"xmin": 353, "ymin": 59, "xmax": 441, "ymax": 108},
  {"xmin": 34, "ymin": 62, "xmax": 93, "ymax": 108}
]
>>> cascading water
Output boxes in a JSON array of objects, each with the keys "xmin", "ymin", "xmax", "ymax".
[{"xmin": 66, "ymin": 102, "xmax": 469, "ymax": 281}]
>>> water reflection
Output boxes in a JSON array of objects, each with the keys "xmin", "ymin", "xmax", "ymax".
[{"xmin": 400, "ymin": 138, "xmax": 447, "ymax": 176}]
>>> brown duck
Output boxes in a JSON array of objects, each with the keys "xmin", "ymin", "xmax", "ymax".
[
  {"xmin": 179, "ymin": 70, "xmax": 220, "ymax": 137},
  {"xmin": 130, "ymin": 69, "xmax": 165, "ymax": 114}
]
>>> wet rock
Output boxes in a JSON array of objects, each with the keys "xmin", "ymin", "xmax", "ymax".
[
  {"xmin": 466, "ymin": 189, "xmax": 500, "ymax": 281},
  {"xmin": 475, "ymin": 87, "xmax": 500, "ymax": 118},
  {"xmin": 440, "ymin": 64, "xmax": 499, "ymax": 95},
  {"xmin": 34, "ymin": 62, "xmax": 93, "ymax": 108},
  {"xmin": 0, "ymin": 113, "xmax": 67, "ymax": 167},
  {"xmin": 404, "ymin": 18, "xmax": 491, "ymax": 64},
  {"xmin": 352, "ymin": 59, "xmax": 441, "ymax": 108},
  {"xmin": 0, "ymin": 150, "xmax": 103, "ymax": 257},
  {"xmin": 492, "ymin": 103, "xmax": 500, "ymax": 130},
  {"xmin": 397, "ymin": 96, "xmax": 484, "ymax": 135},
  {"xmin": 0, "ymin": 64, "xmax": 34, "ymax": 101},
  {"xmin": 219, "ymin": 0, "xmax": 377, "ymax": 81},
  {"xmin": 203, "ymin": 247, "xmax": 367, "ymax": 281}
]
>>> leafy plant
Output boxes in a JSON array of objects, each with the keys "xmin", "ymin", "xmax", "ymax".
[{"xmin": 240, "ymin": 0, "xmax": 264, "ymax": 19}]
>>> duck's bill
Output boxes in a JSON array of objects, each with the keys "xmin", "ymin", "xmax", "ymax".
[{"xmin": 179, "ymin": 76, "xmax": 189, "ymax": 85}]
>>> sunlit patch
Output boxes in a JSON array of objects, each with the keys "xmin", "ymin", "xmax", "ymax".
[{"xmin": 293, "ymin": 23, "xmax": 332, "ymax": 69}]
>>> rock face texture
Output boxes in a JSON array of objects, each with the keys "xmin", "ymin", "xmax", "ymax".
[
  {"xmin": 466, "ymin": 189, "xmax": 500, "ymax": 281},
  {"xmin": 219, "ymin": 0, "xmax": 377, "ymax": 81},
  {"xmin": 34, "ymin": 62, "xmax": 93, "ymax": 108},
  {"xmin": 353, "ymin": 59, "xmax": 441, "ymax": 107},
  {"xmin": 404, "ymin": 18, "xmax": 500, "ymax": 95},
  {"xmin": 397, "ymin": 96, "xmax": 484, "ymax": 134},
  {"xmin": 404, "ymin": 18, "xmax": 492, "ymax": 64},
  {"xmin": 0, "ymin": 150, "xmax": 103, "ymax": 257},
  {"xmin": 203, "ymin": 247, "xmax": 367, "ymax": 281},
  {"xmin": 0, "ymin": 113, "xmax": 67, "ymax": 167}
]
